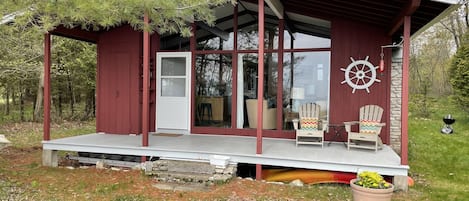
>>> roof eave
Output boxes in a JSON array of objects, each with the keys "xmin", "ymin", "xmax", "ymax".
[{"xmin": 412, "ymin": 3, "xmax": 461, "ymax": 39}]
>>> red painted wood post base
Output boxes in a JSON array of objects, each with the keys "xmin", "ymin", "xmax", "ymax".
[{"xmin": 256, "ymin": 164, "xmax": 262, "ymax": 180}]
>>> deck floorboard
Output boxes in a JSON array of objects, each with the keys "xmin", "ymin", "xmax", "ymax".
[{"xmin": 43, "ymin": 133, "xmax": 408, "ymax": 176}]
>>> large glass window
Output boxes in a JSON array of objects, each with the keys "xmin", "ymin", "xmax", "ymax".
[
  {"xmin": 159, "ymin": 34, "xmax": 190, "ymax": 51},
  {"xmin": 283, "ymin": 52, "xmax": 330, "ymax": 130},
  {"xmin": 237, "ymin": 53, "xmax": 278, "ymax": 129},
  {"xmin": 238, "ymin": 25, "xmax": 279, "ymax": 50},
  {"xmin": 195, "ymin": 54, "xmax": 232, "ymax": 127},
  {"xmin": 284, "ymin": 32, "xmax": 331, "ymax": 49},
  {"xmin": 196, "ymin": 2, "xmax": 235, "ymax": 50},
  {"xmin": 196, "ymin": 30, "xmax": 234, "ymax": 50},
  {"xmin": 192, "ymin": 1, "xmax": 332, "ymax": 133}
]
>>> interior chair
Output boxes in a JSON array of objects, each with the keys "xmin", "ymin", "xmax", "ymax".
[
  {"xmin": 292, "ymin": 103, "xmax": 327, "ymax": 147},
  {"xmin": 246, "ymin": 99, "xmax": 277, "ymax": 129},
  {"xmin": 344, "ymin": 105, "xmax": 385, "ymax": 152}
]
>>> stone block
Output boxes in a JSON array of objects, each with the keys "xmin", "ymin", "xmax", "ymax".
[
  {"xmin": 393, "ymin": 175, "xmax": 408, "ymax": 191},
  {"xmin": 42, "ymin": 149, "xmax": 58, "ymax": 167}
]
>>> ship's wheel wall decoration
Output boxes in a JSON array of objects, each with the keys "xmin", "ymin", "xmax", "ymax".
[{"xmin": 340, "ymin": 56, "xmax": 381, "ymax": 93}]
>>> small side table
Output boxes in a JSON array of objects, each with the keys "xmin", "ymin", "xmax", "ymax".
[
  {"xmin": 328, "ymin": 124, "xmax": 346, "ymax": 146},
  {"xmin": 284, "ymin": 111, "xmax": 299, "ymax": 129}
]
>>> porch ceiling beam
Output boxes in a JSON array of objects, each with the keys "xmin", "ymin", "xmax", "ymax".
[
  {"xmin": 265, "ymin": 0, "xmax": 284, "ymax": 19},
  {"xmin": 283, "ymin": 14, "xmax": 296, "ymax": 40},
  {"xmin": 387, "ymin": 0, "xmax": 421, "ymax": 36},
  {"xmin": 50, "ymin": 25, "xmax": 99, "ymax": 43},
  {"xmin": 195, "ymin": 21, "xmax": 230, "ymax": 41},
  {"xmin": 245, "ymin": 0, "xmax": 296, "ymax": 39}
]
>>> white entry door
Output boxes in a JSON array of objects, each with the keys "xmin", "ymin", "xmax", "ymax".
[{"xmin": 156, "ymin": 52, "xmax": 191, "ymax": 134}]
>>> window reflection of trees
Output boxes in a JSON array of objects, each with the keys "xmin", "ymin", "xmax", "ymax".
[
  {"xmin": 193, "ymin": 12, "xmax": 331, "ymax": 130},
  {"xmin": 195, "ymin": 54, "xmax": 232, "ymax": 97}
]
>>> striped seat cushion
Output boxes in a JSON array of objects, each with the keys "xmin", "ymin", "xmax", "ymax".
[
  {"xmin": 300, "ymin": 117, "xmax": 319, "ymax": 130},
  {"xmin": 360, "ymin": 120, "xmax": 381, "ymax": 134}
]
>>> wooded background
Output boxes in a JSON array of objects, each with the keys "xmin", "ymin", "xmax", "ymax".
[{"xmin": 0, "ymin": 0, "xmax": 233, "ymax": 123}]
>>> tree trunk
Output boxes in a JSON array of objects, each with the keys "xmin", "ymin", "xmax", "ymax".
[
  {"xmin": 11, "ymin": 87, "xmax": 16, "ymax": 106},
  {"xmin": 5, "ymin": 85, "xmax": 10, "ymax": 115},
  {"xmin": 34, "ymin": 70, "xmax": 44, "ymax": 121},
  {"xmin": 19, "ymin": 84, "xmax": 25, "ymax": 121},
  {"xmin": 450, "ymin": 15, "xmax": 460, "ymax": 48},
  {"xmin": 58, "ymin": 89, "xmax": 63, "ymax": 118},
  {"xmin": 66, "ymin": 71, "xmax": 75, "ymax": 116},
  {"xmin": 93, "ymin": 89, "xmax": 96, "ymax": 117},
  {"xmin": 83, "ymin": 89, "xmax": 95, "ymax": 120},
  {"xmin": 465, "ymin": 1, "xmax": 469, "ymax": 28}
]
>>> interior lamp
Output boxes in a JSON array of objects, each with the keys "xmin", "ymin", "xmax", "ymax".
[
  {"xmin": 291, "ymin": 87, "xmax": 305, "ymax": 100},
  {"xmin": 291, "ymin": 87, "xmax": 305, "ymax": 111}
]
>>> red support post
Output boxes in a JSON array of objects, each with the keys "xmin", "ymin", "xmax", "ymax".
[
  {"xmin": 43, "ymin": 33, "xmax": 51, "ymax": 141},
  {"xmin": 142, "ymin": 13, "xmax": 150, "ymax": 147},
  {"xmin": 277, "ymin": 19, "xmax": 284, "ymax": 130},
  {"xmin": 190, "ymin": 23, "xmax": 196, "ymax": 130},
  {"xmin": 231, "ymin": 4, "xmax": 238, "ymax": 128},
  {"xmin": 256, "ymin": 0, "xmax": 265, "ymax": 180},
  {"xmin": 401, "ymin": 16, "xmax": 411, "ymax": 165}
]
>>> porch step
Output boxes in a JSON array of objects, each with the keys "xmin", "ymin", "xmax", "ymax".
[
  {"xmin": 151, "ymin": 171, "xmax": 216, "ymax": 183},
  {"xmin": 145, "ymin": 159, "xmax": 237, "ymax": 185}
]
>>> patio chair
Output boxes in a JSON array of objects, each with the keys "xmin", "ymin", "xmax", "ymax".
[
  {"xmin": 246, "ymin": 99, "xmax": 277, "ymax": 129},
  {"xmin": 293, "ymin": 103, "xmax": 327, "ymax": 147},
  {"xmin": 344, "ymin": 105, "xmax": 385, "ymax": 152}
]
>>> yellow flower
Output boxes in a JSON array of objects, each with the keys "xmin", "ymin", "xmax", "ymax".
[{"xmin": 356, "ymin": 171, "xmax": 391, "ymax": 189}]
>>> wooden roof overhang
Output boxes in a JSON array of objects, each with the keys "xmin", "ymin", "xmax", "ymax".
[
  {"xmin": 3, "ymin": 1, "xmax": 457, "ymax": 43},
  {"xmin": 242, "ymin": 0, "xmax": 457, "ymax": 42},
  {"xmin": 157, "ymin": 0, "xmax": 457, "ymax": 50}
]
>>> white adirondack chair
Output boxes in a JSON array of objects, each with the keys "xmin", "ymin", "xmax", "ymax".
[
  {"xmin": 293, "ymin": 103, "xmax": 327, "ymax": 147},
  {"xmin": 344, "ymin": 105, "xmax": 385, "ymax": 152}
]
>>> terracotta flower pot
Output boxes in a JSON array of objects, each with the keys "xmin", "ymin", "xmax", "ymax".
[{"xmin": 350, "ymin": 179, "xmax": 394, "ymax": 201}]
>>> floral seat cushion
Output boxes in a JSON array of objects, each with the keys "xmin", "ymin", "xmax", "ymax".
[{"xmin": 300, "ymin": 117, "xmax": 319, "ymax": 130}]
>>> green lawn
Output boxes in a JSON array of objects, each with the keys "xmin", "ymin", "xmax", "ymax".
[{"xmin": 407, "ymin": 97, "xmax": 469, "ymax": 200}]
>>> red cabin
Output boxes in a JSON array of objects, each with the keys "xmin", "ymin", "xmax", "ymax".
[{"xmin": 42, "ymin": 0, "xmax": 458, "ymax": 190}]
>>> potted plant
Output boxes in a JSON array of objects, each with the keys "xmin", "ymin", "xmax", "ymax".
[{"xmin": 350, "ymin": 171, "xmax": 394, "ymax": 201}]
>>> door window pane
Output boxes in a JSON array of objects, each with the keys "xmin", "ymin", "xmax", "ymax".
[
  {"xmin": 161, "ymin": 78, "xmax": 185, "ymax": 97},
  {"xmin": 162, "ymin": 57, "xmax": 186, "ymax": 76}
]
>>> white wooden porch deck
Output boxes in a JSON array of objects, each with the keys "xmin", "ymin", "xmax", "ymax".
[{"xmin": 42, "ymin": 133, "xmax": 408, "ymax": 176}]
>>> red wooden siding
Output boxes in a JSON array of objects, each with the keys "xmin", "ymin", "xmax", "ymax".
[
  {"xmin": 329, "ymin": 18, "xmax": 392, "ymax": 143},
  {"xmin": 97, "ymin": 26, "xmax": 142, "ymax": 134}
]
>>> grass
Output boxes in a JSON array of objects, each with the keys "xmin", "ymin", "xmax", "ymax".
[
  {"xmin": 0, "ymin": 97, "xmax": 468, "ymax": 200},
  {"xmin": 0, "ymin": 121, "xmax": 95, "ymax": 148},
  {"xmin": 407, "ymin": 97, "xmax": 469, "ymax": 200}
]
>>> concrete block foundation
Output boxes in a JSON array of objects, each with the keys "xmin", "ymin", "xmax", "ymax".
[{"xmin": 42, "ymin": 149, "xmax": 58, "ymax": 167}]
